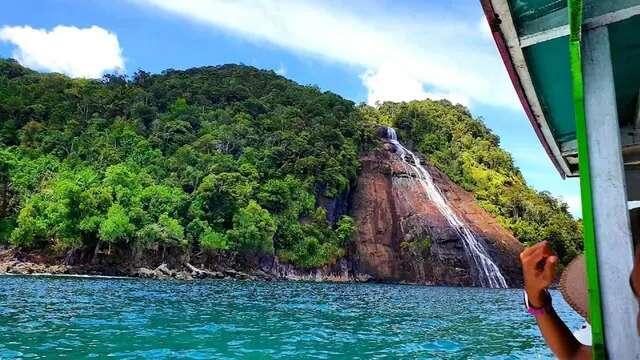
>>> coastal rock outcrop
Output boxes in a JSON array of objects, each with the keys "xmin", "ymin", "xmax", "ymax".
[
  {"xmin": 351, "ymin": 134, "xmax": 524, "ymax": 287},
  {"xmin": 257, "ymin": 256, "xmax": 372, "ymax": 283}
]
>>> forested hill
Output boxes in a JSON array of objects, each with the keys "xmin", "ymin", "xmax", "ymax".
[
  {"xmin": 0, "ymin": 58, "xmax": 581, "ymax": 269},
  {"xmin": 0, "ymin": 58, "xmax": 369, "ymax": 268}
]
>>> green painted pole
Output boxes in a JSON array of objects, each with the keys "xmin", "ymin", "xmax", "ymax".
[{"xmin": 567, "ymin": 0, "xmax": 606, "ymax": 358}]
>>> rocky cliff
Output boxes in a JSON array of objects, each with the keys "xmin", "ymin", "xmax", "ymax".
[{"xmin": 351, "ymin": 132, "xmax": 524, "ymax": 287}]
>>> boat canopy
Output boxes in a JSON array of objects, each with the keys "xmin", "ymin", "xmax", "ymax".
[{"xmin": 481, "ymin": 0, "xmax": 640, "ymax": 358}]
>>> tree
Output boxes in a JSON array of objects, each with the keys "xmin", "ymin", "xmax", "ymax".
[
  {"xmin": 139, "ymin": 184, "xmax": 187, "ymax": 220},
  {"xmin": 228, "ymin": 200, "xmax": 276, "ymax": 254},
  {"xmin": 0, "ymin": 147, "xmax": 16, "ymax": 219},
  {"xmin": 200, "ymin": 230, "xmax": 229, "ymax": 251},
  {"xmin": 335, "ymin": 216, "xmax": 356, "ymax": 247},
  {"xmin": 99, "ymin": 203, "xmax": 134, "ymax": 252},
  {"xmin": 190, "ymin": 172, "xmax": 256, "ymax": 227},
  {"xmin": 9, "ymin": 168, "xmax": 100, "ymax": 251},
  {"xmin": 137, "ymin": 214, "xmax": 185, "ymax": 258},
  {"xmin": 10, "ymin": 201, "xmax": 48, "ymax": 247}
]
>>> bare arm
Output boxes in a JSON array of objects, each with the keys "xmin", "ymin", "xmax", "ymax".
[{"xmin": 521, "ymin": 242, "xmax": 591, "ymax": 360}]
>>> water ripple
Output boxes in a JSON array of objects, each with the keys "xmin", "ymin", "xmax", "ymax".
[{"xmin": 0, "ymin": 276, "xmax": 582, "ymax": 359}]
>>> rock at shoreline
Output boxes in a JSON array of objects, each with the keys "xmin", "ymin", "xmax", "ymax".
[
  {"xmin": 0, "ymin": 260, "xmax": 70, "ymax": 275},
  {"xmin": 0, "ymin": 244, "xmax": 386, "ymax": 285},
  {"xmin": 156, "ymin": 264, "xmax": 174, "ymax": 277},
  {"xmin": 131, "ymin": 264, "xmax": 193, "ymax": 280},
  {"xmin": 132, "ymin": 267, "xmax": 160, "ymax": 279},
  {"xmin": 185, "ymin": 263, "xmax": 225, "ymax": 279}
]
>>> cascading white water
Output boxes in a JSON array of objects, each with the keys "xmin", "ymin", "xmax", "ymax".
[{"xmin": 386, "ymin": 127, "xmax": 507, "ymax": 288}]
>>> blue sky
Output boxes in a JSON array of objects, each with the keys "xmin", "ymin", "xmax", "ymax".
[{"xmin": 0, "ymin": 0, "xmax": 581, "ymax": 216}]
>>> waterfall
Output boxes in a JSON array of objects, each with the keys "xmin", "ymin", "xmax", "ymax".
[{"xmin": 386, "ymin": 127, "xmax": 507, "ymax": 288}]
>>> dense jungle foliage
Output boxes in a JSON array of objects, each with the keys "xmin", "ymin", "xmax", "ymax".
[
  {"xmin": 361, "ymin": 101, "xmax": 582, "ymax": 264},
  {"xmin": 0, "ymin": 59, "xmax": 364, "ymax": 268},
  {"xmin": 0, "ymin": 58, "xmax": 582, "ymax": 267}
]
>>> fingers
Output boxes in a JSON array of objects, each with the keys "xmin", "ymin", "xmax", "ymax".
[
  {"xmin": 521, "ymin": 242, "xmax": 559, "ymax": 292},
  {"xmin": 542, "ymin": 255, "xmax": 558, "ymax": 282},
  {"xmin": 520, "ymin": 241, "xmax": 557, "ymax": 265},
  {"xmin": 520, "ymin": 241, "xmax": 544, "ymax": 265},
  {"xmin": 520, "ymin": 241, "xmax": 546, "ymax": 258},
  {"xmin": 539, "ymin": 242, "xmax": 555, "ymax": 257}
]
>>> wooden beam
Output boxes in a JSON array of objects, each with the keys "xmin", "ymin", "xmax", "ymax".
[
  {"xmin": 582, "ymin": 26, "xmax": 640, "ymax": 358},
  {"xmin": 521, "ymin": 5, "xmax": 640, "ymax": 48},
  {"xmin": 489, "ymin": 0, "xmax": 573, "ymax": 177}
]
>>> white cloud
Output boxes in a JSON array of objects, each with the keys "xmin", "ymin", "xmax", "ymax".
[
  {"xmin": 563, "ymin": 195, "xmax": 583, "ymax": 219},
  {"xmin": 361, "ymin": 66, "xmax": 470, "ymax": 106},
  {"xmin": 361, "ymin": 67, "xmax": 429, "ymax": 105},
  {"xmin": 134, "ymin": 0, "xmax": 518, "ymax": 108},
  {"xmin": 479, "ymin": 17, "xmax": 493, "ymax": 40},
  {"xmin": 275, "ymin": 63, "xmax": 286, "ymax": 76},
  {"xmin": 0, "ymin": 25, "xmax": 124, "ymax": 78}
]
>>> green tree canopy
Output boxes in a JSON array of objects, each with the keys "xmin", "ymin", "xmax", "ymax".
[
  {"xmin": 0, "ymin": 59, "xmax": 581, "ymax": 268},
  {"xmin": 228, "ymin": 200, "xmax": 276, "ymax": 254},
  {"xmin": 0, "ymin": 60, "xmax": 366, "ymax": 267}
]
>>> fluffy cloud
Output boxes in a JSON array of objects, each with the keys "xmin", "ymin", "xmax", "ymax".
[
  {"xmin": 563, "ymin": 195, "xmax": 583, "ymax": 218},
  {"xmin": 134, "ymin": 0, "xmax": 517, "ymax": 108},
  {"xmin": 479, "ymin": 17, "xmax": 493, "ymax": 40},
  {"xmin": 275, "ymin": 63, "xmax": 287, "ymax": 76},
  {"xmin": 361, "ymin": 66, "xmax": 470, "ymax": 106},
  {"xmin": 0, "ymin": 25, "xmax": 124, "ymax": 78}
]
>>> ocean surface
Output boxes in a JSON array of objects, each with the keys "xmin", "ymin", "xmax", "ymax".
[{"xmin": 0, "ymin": 276, "xmax": 583, "ymax": 359}]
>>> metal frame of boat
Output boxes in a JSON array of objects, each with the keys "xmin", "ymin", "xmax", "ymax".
[{"xmin": 480, "ymin": 0, "xmax": 640, "ymax": 358}]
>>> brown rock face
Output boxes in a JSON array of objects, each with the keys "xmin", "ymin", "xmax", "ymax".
[{"xmin": 351, "ymin": 142, "xmax": 523, "ymax": 287}]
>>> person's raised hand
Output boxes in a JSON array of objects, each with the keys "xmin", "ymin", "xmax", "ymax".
[{"xmin": 520, "ymin": 241, "xmax": 558, "ymax": 308}]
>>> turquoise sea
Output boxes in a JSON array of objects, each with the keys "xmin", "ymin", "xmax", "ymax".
[{"xmin": 0, "ymin": 276, "xmax": 582, "ymax": 359}]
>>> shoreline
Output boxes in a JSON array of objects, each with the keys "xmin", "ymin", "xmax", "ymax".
[
  {"xmin": 0, "ymin": 272, "xmax": 132, "ymax": 280},
  {"xmin": 0, "ymin": 272, "xmax": 532, "ymax": 290},
  {"xmin": 0, "ymin": 256, "xmax": 373, "ymax": 284},
  {"xmin": 0, "ymin": 263, "xmax": 533, "ymax": 289},
  {"xmin": 0, "ymin": 250, "xmax": 523, "ymax": 287}
]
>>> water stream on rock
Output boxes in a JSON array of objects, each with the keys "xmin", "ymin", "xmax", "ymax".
[{"xmin": 386, "ymin": 127, "xmax": 507, "ymax": 288}]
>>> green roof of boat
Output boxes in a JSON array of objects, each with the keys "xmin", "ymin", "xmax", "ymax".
[{"xmin": 480, "ymin": 0, "xmax": 640, "ymax": 177}]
